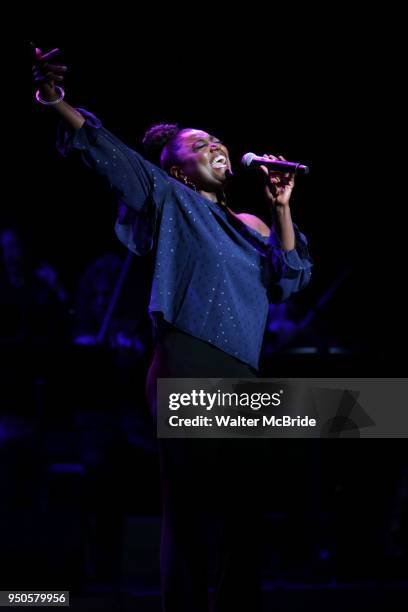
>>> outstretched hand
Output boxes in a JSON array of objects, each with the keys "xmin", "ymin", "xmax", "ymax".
[
  {"xmin": 259, "ymin": 154, "xmax": 295, "ymax": 208},
  {"xmin": 31, "ymin": 43, "xmax": 67, "ymax": 94}
]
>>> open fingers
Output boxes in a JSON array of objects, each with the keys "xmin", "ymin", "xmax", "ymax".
[
  {"xmin": 36, "ymin": 47, "xmax": 60, "ymax": 62},
  {"xmin": 32, "ymin": 64, "xmax": 67, "ymax": 76},
  {"xmin": 33, "ymin": 69, "xmax": 64, "ymax": 83},
  {"xmin": 45, "ymin": 72, "xmax": 64, "ymax": 81},
  {"xmin": 43, "ymin": 64, "xmax": 67, "ymax": 72}
]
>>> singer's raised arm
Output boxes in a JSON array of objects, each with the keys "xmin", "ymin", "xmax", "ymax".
[{"xmin": 32, "ymin": 46, "xmax": 170, "ymax": 211}]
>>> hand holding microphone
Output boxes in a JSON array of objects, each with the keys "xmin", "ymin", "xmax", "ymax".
[
  {"xmin": 244, "ymin": 153, "xmax": 301, "ymax": 208},
  {"xmin": 241, "ymin": 152, "xmax": 309, "ymax": 175}
]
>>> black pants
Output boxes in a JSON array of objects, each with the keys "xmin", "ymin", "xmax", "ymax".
[{"xmin": 146, "ymin": 326, "xmax": 266, "ymax": 612}]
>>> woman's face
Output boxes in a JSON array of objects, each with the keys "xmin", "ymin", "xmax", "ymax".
[{"xmin": 172, "ymin": 129, "xmax": 231, "ymax": 191}]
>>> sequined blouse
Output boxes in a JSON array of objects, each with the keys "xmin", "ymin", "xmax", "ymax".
[{"xmin": 57, "ymin": 109, "xmax": 313, "ymax": 369}]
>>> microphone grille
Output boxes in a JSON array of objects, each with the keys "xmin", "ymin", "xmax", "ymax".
[{"xmin": 241, "ymin": 152, "xmax": 255, "ymax": 167}]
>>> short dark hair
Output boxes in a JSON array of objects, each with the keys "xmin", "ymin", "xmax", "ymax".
[{"xmin": 142, "ymin": 123, "xmax": 183, "ymax": 170}]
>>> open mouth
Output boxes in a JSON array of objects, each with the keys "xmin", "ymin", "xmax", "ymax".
[{"xmin": 211, "ymin": 154, "xmax": 228, "ymax": 169}]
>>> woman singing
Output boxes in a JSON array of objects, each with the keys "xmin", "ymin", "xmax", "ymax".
[{"xmin": 32, "ymin": 45, "xmax": 313, "ymax": 612}]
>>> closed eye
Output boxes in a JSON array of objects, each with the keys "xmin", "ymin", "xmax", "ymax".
[{"xmin": 193, "ymin": 138, "xmax": 223, "ymax": 150}]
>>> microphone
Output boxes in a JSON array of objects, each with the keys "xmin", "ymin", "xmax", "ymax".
[{"xmin": 241, "ymin": 152, "xmax": 309, "ymax": 175}]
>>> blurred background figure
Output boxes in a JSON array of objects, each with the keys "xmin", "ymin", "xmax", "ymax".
[
  {"xmin": 0, "ymin": 226, "xmax": 69, "ymax": 344},
  {"xmin": 67, "ymin": 253, "xmax": 156, "ymax": 588},
  {"xmin": 72, "ymin": 252, "xmax": 149, "ymax": 355},
  {"xmin": 0, "ymin": 226, "xmax": 70, "ymax": 588}
]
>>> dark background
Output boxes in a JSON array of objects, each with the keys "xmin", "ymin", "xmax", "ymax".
[
  {"xmin": 14, "ymin": 28, "xmax": 393, "ymax": 365},
  {"xmin": 0, "ymin": 25, "xmax": 405, "ymax": 610}
]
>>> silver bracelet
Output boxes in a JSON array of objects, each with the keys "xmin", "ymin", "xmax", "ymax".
[{"xmin": 35, "ymin": 85, "xmax": 65, "ymax": 106}]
